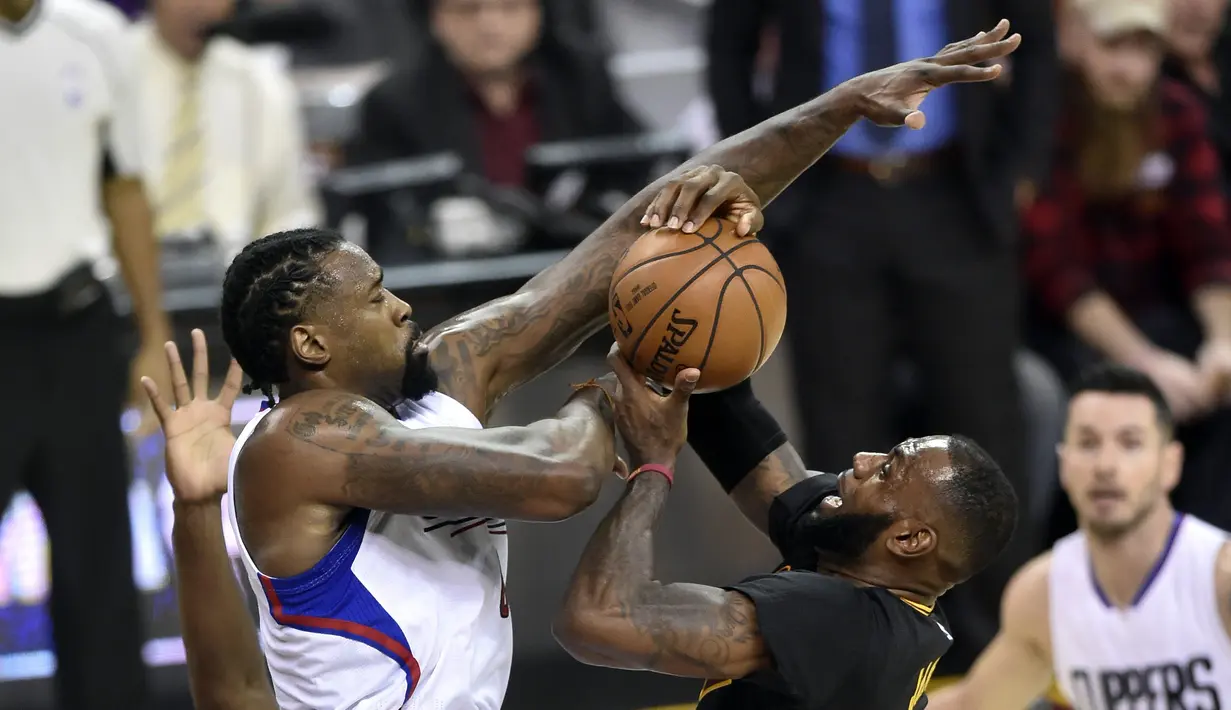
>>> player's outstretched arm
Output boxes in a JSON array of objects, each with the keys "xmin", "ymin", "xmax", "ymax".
[
  {"xmin": 243, "ymin": 383, "xmax": 617, "ymax": 522},
  {"xmin": 926, "ymin": 554, "xmax": 1054, "ymax": 710},
  {"xmin": 423, "ymin": 22, "xmax": 1023, "ymax": 420},
  {"xmin": 141, "ymin": 331, "xmax": 278, "ymax": 710}
]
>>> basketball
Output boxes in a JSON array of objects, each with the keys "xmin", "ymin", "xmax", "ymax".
[{"xmin": 607, "ymin": 217, "xmax": 787, "ymax": 392}]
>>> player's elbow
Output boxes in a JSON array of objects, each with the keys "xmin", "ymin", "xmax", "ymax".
[
  {"xmin": 552, "ymin": 606, "xmax": 622, "ymax": 667},
  {"xmin": 534, "ymin": 461, "xmax": 603, "ymax": 521}
]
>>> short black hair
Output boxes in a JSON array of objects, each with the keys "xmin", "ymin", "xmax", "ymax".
[
  {"xmin": 220, "ymin": 228, "xmax": 345, "ymax": 403},
  {"xmin": 937, "ymin": 435, "xmax": 1018, "ymax": 581},
  {"xmin": 1071, "ymin": 362, "xmax": 1173, "ymax": 435}
]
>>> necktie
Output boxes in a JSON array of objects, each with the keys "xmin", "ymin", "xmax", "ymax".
[
  {"xmin": 157, "ymin": 68, "xmax": 206, "ymax": 237},
  {"xmin": 863, "ymin": 0, "xmax": 898, "ymax": 148}
]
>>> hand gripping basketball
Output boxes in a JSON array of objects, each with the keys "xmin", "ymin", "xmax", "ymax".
[
  {"xmin": 608, "ymin": 216, "xmax": 786, "ymax": 393},
  {"xmin": 640, "ymin": 165, "xmax": 764, "ymax": 237},
  {"xmin": 607, "ymin": 344, "xmax": 698, "ymax": 468}
]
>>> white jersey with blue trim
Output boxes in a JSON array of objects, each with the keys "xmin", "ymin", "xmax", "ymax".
[
  {"xmin": 226, "ymin": 391, "xmax": 512, "ymax": 710},
  {"xmin": 1050, "ymin": 514, "xmax": 1231, "ymax": 710}
]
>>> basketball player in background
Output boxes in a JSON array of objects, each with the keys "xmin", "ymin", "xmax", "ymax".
[
  {"xmin": 555, "ymin": 348, "xmax": 1018, "ymax": 709},
  {"xmin": 929, "ymin": 364, "xmax": 1231, "ymax": 710},
  {"xmin": 205, "ymin": 21, "xmax": 1021, "ymax": 709}
]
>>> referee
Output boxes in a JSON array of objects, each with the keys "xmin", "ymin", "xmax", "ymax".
[{"xmin": 0, "ymin": 0, "xmax": 172, "ymax": 708}]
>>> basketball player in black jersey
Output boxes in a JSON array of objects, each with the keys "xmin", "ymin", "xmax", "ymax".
[{"xmin": 554, "ymin": 349, "xmax": 1019, "ymax": 709}]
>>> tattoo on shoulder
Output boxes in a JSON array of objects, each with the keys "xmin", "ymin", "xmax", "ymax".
[{"xmin": 283, "ymin": 396, "xmax": 408, "ymax": 454}]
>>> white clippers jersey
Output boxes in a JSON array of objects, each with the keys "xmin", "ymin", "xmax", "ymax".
[
  {"xmin": 1050, "ymin": 514, "xmax": 1231, "ymax": 710},
  {"xmin": 227, "ymin": 392, "xmax": 512, "ymax": 710}
]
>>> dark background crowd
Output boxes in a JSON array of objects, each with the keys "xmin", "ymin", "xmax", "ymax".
[{"xmin": 1, "ymin": 0, "xmax": 1229, "ymax": 708}]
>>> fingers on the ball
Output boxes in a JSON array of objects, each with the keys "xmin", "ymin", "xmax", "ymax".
[
  {"xmin": 165, "ymin": 340, "xmax": 192, "ymax": 407},
  {"xmin": 687, "ymin": 179, "xmax": 736, "ymax": 231},
  {"xmin": 672, "ymin": 368, "xmax": 701, "ymax": 398},
  {"xmin": 670, "ymin": 178, "xmax": 713, "ymax": 230},
  {"xmin": 607, "ymin": 347, "xmax": 642, "ymax": 390},
  {"xmin": 645, "ymin": 183, "xmax": 681, "ymax": 229}
]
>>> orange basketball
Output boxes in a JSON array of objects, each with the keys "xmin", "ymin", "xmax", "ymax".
[{"xmin": 607, "ymin": 217, "xmax": 787, "ymax": 392}]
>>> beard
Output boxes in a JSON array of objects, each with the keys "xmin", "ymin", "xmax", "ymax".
[
  {"xmin": 1085, "ymin": 496, "xmax": 1160, "ymax": 543},
  {"xmin": 796, "ymin": 509, "xmax": 896, "ymax": 568},
  {"xmin": 400, "ymin": 322, "xmax": 438, "ymax": 402}
]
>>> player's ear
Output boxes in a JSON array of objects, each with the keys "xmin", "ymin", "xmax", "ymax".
[
  {"xmin": 885, "ymin": 519, "xmax": 935, "ymax": 559},
  {"xmin": 290, "ymin": 324, "xmax": 331, "ymax": 368}
]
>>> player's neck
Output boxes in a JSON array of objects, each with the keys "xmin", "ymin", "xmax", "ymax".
[
  {"xmin": 283, "ymin": 375, "xmax": 401, "ymax": 411},
  {"xmin": 0, "ymin": 0, "xmax": 34, "ymax": 24},
  {"xmin": 1085, "ymin": 503, "xmax": 1180, "ymax": 607},
  {"xmin": 822, "ymin": 564, "xmax": 939, "ymax": 609}
]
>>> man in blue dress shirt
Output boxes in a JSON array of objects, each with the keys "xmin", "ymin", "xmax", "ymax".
[{"xmin": 705, "ymin": 0, "xmax": 1058, "ymax": 678}]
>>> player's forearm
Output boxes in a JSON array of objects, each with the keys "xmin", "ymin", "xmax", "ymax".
[
  {"xmin": 556, "ymin": 472, "xmax": 766, "ymax": 677},
  {"xmin": 729, "ymin": 445, "xmax": 811, "ymax": 534},
  {"xmin": 286, "ymin": 390, "xmax": 616, "ymax": 521},
  {"xmin": 172, "ymin": 500, "xmax": 278, "ymax": 710},
  {"xmin": 686, "ymin": 83, "xmax": 863, "ymax": 207},
  {"xmin": 104, "ymin": 176, "xmax": 171, "ymax": 343},
  {"xmin": 562, "ymin": 472, "xmax": 669, "ymax": 618},
  {"xmin": 687, "ymin": 379, "xmax": 806, "ymax": 534},
  {"xmin": 1066, "ymin": 291, "xmax": 1159, "ymax": 366},
  {"xmin": 556, "ymin": 473, "xmax": 681, "ymax": 669}
]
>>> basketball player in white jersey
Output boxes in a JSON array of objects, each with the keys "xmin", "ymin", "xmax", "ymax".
[
  {"xmin": 929, "ymin": 363, "xmax": 1231, "ymax": 710},
  {"xmin": 140, "ymin": 22, "xmax": 1020, "ymax": 709}
]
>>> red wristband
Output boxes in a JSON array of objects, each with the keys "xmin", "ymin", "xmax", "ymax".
[{"xmin": 628, "ymin": 463, "xmax": 674, "ymax": 487}]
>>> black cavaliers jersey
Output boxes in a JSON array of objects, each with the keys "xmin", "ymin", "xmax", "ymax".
[{"xmin": 696, "ymin": 474, "xmax": 954, "ymax": 710}]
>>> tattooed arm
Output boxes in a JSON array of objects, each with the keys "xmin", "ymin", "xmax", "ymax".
[
  {"xmin": 424, "ymin": 23, "xmax": 1023, "ymax": 419},
  {"xmin": 554, "ymin": 472, "xmax": 770, "ymax": 678},
  {"xmin": 245, "ymin": 386, "xmax": 616, "ymax": 522}
]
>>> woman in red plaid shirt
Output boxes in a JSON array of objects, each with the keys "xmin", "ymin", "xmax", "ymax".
[{"xmin": 1025, "ymin": 0, "xmax": 1231, "ymax": 535}]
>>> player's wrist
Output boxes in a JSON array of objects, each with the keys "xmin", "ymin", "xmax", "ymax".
[
  {"xmin": 627, "ymin": 462, "xmax": 674, "ymax": 488},
  {"xmin": 172, "ymin": 494, "xmax": 225, "ymax": 513}
]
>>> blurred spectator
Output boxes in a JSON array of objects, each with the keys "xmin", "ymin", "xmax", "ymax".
[
  {"xmin": 349, "ymin": 0, "xmax": 639, "ymax": 184},
  {"xmin": 1024, "ymin": 0, "xmax": 1231, "ymax": 535},
  {"xmin": 128, "ymin": 0, "xmax": 321, "ymax": 259},
  {"xmin": 0, "ymin": 0, "xmax": 172, "ymax": 707},
  {"xmin": 1164, "ymin": 0, "xmax": 1231, "ymax": 181},
  {"xmin": 706, "ymin": 0, "xmax": 1057, "ymax": 676},
  {"xmin": 346, "ymin": 0, "xmax": 641, "ymax": 258}
]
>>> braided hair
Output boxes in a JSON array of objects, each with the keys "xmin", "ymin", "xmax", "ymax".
[{"xmin": 220, "ymin": 228, "xmax": 345, "ymax": 405}]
